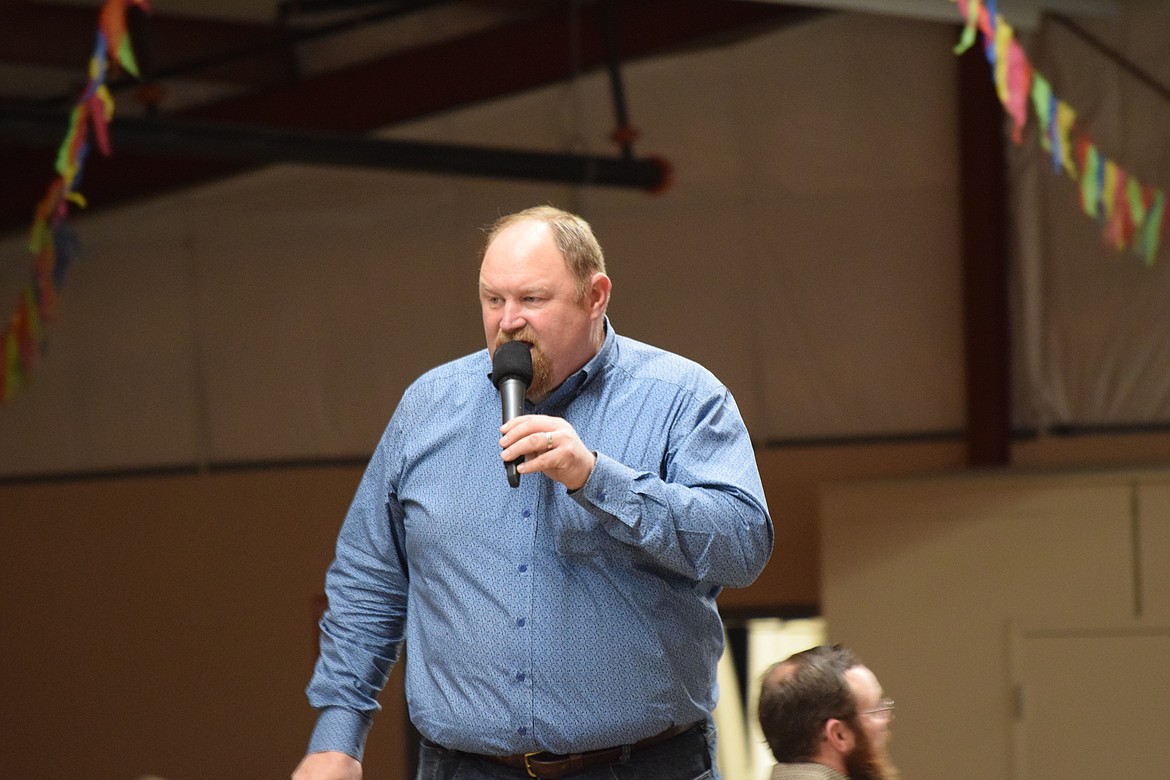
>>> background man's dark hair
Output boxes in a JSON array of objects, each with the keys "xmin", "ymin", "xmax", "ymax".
[{"xmin": 758, "ymin": 644, "xmax": 862, "ymax": 762}]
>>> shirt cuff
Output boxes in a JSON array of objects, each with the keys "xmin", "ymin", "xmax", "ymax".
[
  {"xmin": 307, "ymin": 706, "xmax": 373, "ymax": 761},
  {"xmin": 570, "ymin": 452, "xmax": 634, "ymax": 517}
]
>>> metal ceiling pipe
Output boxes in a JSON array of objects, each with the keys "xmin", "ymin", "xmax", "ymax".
[{"xmin": 0, "ymin": 106, "xmax": 673, "ymax": 192}]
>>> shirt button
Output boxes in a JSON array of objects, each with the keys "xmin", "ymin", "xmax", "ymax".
[
  {"xmin": 518, "ymin": 727, "xmax": 528, "ymax": 735},
  {"xmin": 517, "ymin": 618, "xmax": 526, "ymax": 627},
  {"xmin": 522, "ymin": 509, "xmax": 531, "ymax": 518},
  {"xmin": 516, "ymin": 672, "xmax": 526, "ymax": 682},
  {"xmin": 597, "ymin": 492, "xmax": 607, "ymax": 502},
  {"xmin": 518, "ymin": 564, "xmax": 528, "ymax": 573}
]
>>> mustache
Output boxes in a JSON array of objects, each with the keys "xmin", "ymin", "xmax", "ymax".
[
  {"xmin": 495, "ymin": 329, "xmax": 540, "ymax": 349},
  {"xmin": 494, "ymin": 329, "xmax": 551, "ymax": 397}
]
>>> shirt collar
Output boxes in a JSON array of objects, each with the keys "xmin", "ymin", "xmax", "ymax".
[
  {"xmin": 770, "ymin": 763, "xmax": 850, "ymax": 780},
  {"xmin": 540, "ymin": 316, "xmax": 614, "ymax": 407},
  {"xmin": 483, "ymin": 317, "xmax": 616, "ymax": 406}
]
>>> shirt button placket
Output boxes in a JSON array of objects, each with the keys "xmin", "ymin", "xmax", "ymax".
[{"xmin": 514, "ymin": 505, "xmax": 534, "ymax": 738}]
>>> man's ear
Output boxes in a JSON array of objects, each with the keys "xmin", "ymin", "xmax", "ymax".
[
  {"xmin": 589, "ymin": 273, "xmax": 612, "ymax": 316},
  {"xmin": 824, "ymin": 718, "xmax": 856, "ymax": 754}
]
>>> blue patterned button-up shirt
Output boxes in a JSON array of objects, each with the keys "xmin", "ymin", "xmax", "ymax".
[{"xmin": 305, "ymin": 320, "xmax": 773, "ymax": 759}]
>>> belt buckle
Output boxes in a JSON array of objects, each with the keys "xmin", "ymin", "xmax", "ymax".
[{"xmin": 522, "ymin": 751, "xmax": 542, "ymax": 778}]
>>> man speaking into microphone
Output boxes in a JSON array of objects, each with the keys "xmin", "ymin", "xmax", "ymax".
[{"xmin": 294, "ymin": 206, "xmax": 774, "ymax": 780}]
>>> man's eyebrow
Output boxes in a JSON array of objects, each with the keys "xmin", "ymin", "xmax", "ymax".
[{"xmin": 478, "ymin": 283, "xmax": 554, "ymax": 296}]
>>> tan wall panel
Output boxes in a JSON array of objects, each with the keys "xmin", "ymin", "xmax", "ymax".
[
  {"xmin": 1136, "ymin": 483, "xmax": 1170, "ymax": 625},
  {"xmin": 821, "ymin": 469, "xmax": 1164, "ymax": 780},
  {"xmin": 0, "ymin": 466, "xmax": 410, "ymax": 780},
  {"xmin": 721, "ymin": 440, "xmax": 966, "ymax": 614},
  {"xmin": 4, "ymin": 436, "xmax": 1165, "ymax": 778}
]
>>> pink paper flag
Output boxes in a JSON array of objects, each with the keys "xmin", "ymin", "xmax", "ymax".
[
  {"xmin": 1003, "ymin": 34, "xmax": 1033, "ymax": 144},
  {"xmin": 87, "ymin": 88, "xmax": 113, "ymax": 156}
]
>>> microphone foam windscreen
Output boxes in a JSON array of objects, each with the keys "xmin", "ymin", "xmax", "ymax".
[{"xmin": 491, "ymin": 341, "xmax": 533, "ymax": 388}]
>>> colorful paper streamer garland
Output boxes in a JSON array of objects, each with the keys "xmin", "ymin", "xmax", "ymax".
[
  {"xmin": 1, "ymin": 1, "xmax": 1164, "ymax": 404},
  {"xmin": 954, "ymin": 0, "xmax": 1166, "ymax": 264},
  {"xmin": 0, "ymin": 0, "xmax": 149, "ymax": 405}
]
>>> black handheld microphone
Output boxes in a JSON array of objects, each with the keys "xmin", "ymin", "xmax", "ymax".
[{"xmin": 491, "ymin": 341, "xmax": 533, "ymax": 488}]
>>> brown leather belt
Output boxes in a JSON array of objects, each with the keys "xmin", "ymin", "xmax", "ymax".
[{"xmin": 476, "ymin": 721, "xmax": 699, "ymax": 779}]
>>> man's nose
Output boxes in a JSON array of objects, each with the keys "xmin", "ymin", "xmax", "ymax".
[{"xmin": 500, "ymin": 300, "xmax": 526, "ymax": 331}]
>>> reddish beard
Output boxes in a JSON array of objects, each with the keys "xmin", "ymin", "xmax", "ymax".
[
  {"xmin": 843, "ymin": 719, "xmax": 899, "ymax": 780},
  {"xmin": 494, "ymin": 330, "xmax": 553, "ymax": 399}
]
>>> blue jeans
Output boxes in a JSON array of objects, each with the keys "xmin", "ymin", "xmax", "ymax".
[{"xmin": 415, "ymin": 722, "xmax": 717, "ymax": 780}]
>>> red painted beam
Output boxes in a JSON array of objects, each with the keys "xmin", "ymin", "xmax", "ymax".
[{"xmin": 184, "ymin": 0, "xmax": 818, "ymax": 131}]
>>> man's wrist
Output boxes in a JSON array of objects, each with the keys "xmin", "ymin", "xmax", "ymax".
[{"xmin": 567, "ymin": 451, "xmax": 598, "ymax": 493}]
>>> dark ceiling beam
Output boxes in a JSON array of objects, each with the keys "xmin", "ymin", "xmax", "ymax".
[
  {"xmin": 0, "ymin": 0, "xmax": 822, "ymax": 236},
  {"xmin": 0, "ymin": 1, "xmax": 295, "ymax": 91},
  {"xmin": 0, "ymin": 105, "xmax": 672, "ymax": 190}
]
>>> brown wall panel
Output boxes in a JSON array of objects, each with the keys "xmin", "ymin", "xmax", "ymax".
[{"xmin": 6, "ymin": 433, "xmax": 1160, "ymax": 777}]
